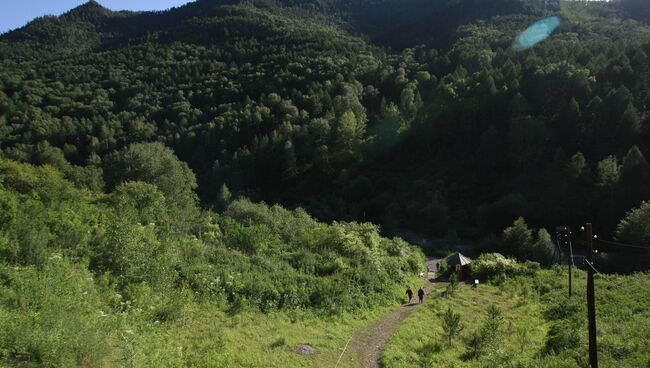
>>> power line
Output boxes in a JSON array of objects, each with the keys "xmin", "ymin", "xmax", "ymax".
[
  {"xmin": 595, "ymin": 238, "xmax": 650, "ymax": 250},
  {"xmin": 584, "ymin": 259, "xmax": 600, "ymax": 274},
  {"xmin": 572, "ymin": 235, "xmax": 650, "ymax": 252}
]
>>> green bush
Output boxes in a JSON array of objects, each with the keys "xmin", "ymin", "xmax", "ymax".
[
  {"xmin": 544, "ymin": 296, "xmax": 584, "ymax": 321},
  {"xmin": 545, "ymin": 320, "xmax": 584, "ymax": 355},
  {"xmin": 0, "ymin": 259, "xmax": 113, "ymax": 367},
  {"xmin": 473, "ymin": 253, "xmax": 539, "ymax": 282}
]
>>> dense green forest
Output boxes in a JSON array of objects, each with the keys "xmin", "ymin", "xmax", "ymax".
[{"xmin": 2, "ymin": 0, "xmax": 650, "ymax": 254}]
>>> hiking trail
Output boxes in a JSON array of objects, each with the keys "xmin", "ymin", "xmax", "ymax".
[{"xmin": 345, "ymin": 258, "xmax": 442, "ymax": 368}]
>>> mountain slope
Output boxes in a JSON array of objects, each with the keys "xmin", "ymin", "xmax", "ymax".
[{"xmin": 1, "ymin": 0, "xmax": 650, "ymax": 269}]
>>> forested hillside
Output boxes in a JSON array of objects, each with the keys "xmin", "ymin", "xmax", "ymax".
[{"xmin": 1, "ymin": 0, "xmax": 650, "ymax": 264}]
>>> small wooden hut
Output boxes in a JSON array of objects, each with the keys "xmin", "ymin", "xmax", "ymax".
[{"xmin": 446, "ymin": 253, "xmax": 472, "ymax": 280}]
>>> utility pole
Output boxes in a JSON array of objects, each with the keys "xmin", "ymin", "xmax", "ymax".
[
  {"xmin": 585, "ymin": 223, "xmax": 598, "ymax": 368},
  {"xmin": 567, "ymin": 227, "xmax": 573, "ymax": 297}
]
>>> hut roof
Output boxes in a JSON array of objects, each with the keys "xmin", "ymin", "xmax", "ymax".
[{"xmin": 447, "ymin": 253, "xmax": 471, "ymax": 266}]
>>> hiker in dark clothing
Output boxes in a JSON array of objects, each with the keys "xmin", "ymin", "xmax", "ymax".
[
  {"xmin": 406, "ymin": 287, "xmax": 413, "ymax": 303},
  {"xmin": 418, "ymin": 288, "xmax": 425, "ymax": 304}
]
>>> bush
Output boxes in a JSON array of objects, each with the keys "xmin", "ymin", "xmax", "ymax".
[
  {"xmin": 7, "ymin": 200, "xmax": 53, "ymax": 266},
  {"xmin": 0, "ymin": 157, "xmax": 426, "ymax": 355},
  {"xmin": 545, "ymin": 320, "xmax": 584, "ymax": 355},
  {"xmin": 0, "ymin": 259, "xmax": 113, "ymax": 366},
  {"xmin": 473, "ymin": 253, "xmax": 539, "ymax": 282},
  {"xmin": 544, "ymin": 296, "xmax": 584, "ymax": 321},
  {"xmin": 90, "ymin": 214, "xmax": 176, "ymax": 289}
]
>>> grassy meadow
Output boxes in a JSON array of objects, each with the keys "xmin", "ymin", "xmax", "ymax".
[{"xmin": 383, "ymin": 266, "xmax": 650, "ymax": 368}]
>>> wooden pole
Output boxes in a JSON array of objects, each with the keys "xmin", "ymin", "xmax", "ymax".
[
  {"xmin": 568, "ymin": 231, "xmax": 573, "ymax": 297},
  {"xmin": 585, "ymin": 223, "xmax": 598, "ymax": 368}
]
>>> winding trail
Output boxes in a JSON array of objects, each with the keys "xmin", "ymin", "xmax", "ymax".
[{"xmin": 346, "ymin": 259, "xmax": 442, "ymax": 368}]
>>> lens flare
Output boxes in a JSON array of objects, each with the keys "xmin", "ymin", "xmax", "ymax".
[{"xmin": 512, "ymin": 16, "xmax": 561, "ymax": 51}]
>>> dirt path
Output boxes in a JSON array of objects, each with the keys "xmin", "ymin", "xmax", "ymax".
[{"xmin": 345, "ymin": 259, "xmax": 441, "ymax": 368}]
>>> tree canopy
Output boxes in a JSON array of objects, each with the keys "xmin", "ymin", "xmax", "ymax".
[{"xmin": 0, "ymin": 0, "xmax": 649, "ymax": 245}]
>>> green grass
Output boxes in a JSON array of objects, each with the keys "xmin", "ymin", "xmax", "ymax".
[
  {"xmin": 383, "ymin": 267, "xmax": 650, "ymax": 368},
  {"xmin": 112, "ymin": 307, "xmax": 375, "ymax": 367},
  {"xmin": 113, "ymin": 274, "xmax": 426, "ymax": 368},
  {"xmin": 382, "ymin": 282, "xmax": 548, "ymax": 368},
  {"xmin": 0, "ymin": 255, "xmax": 425, "ymax": 368}
]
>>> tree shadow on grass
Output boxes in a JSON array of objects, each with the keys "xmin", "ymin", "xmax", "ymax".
[{"xmin": 415, "ymin": 341, "xmax": 443, "ymax": 365}]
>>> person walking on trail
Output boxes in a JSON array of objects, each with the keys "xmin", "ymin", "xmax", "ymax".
[
  {"xmin": 418, "ymin": 287, "xmax": 425, "ymax": 304},
  {"xmin": 406, "ymin": 287, "xmax": 413, "ymax": 303}
]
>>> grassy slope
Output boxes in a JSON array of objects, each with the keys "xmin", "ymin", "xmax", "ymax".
[
  {"xmin": 0, "ymin": 257, "xmax": 424, "ymax": 368},
  {"xmin": 383, "ymin": 268, "xmax": 650, "ymax": 368},
  {"xmin": 115, "ymin": 275, "xmax": 424, "ymax": 368},
  {"xmin": 382, "ymin": 282, "xmax": 547, "ymax": 367}
]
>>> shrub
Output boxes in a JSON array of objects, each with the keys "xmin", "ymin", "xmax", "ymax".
[
  {"xmin": 0, "ymin": 187, "xmax": 17, "ymax": 228},
  {"xmin": 90, "ymin": 214, "xmax": 176, "ymax": 289},
  {"xmin": 473, "ymin": 253, "xmax": 539, "ymax": 282},
  {"xmin": 0, "ymin": 259, "xmax": 113, "ymax": 366},
  {"xmin": 9, "ymin": 200, "xmax": 53, "ymax": 266},
  {"xmin": 545, "ymin": 320, "xmax": 584, "ymax": 354},
  {"xmin": 109, "ymin": 181, "xmax": 169, "ymax": 228},
  {"xmin": 544, "ymin": 296, "xmax": 584, "ymax": 321}
]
